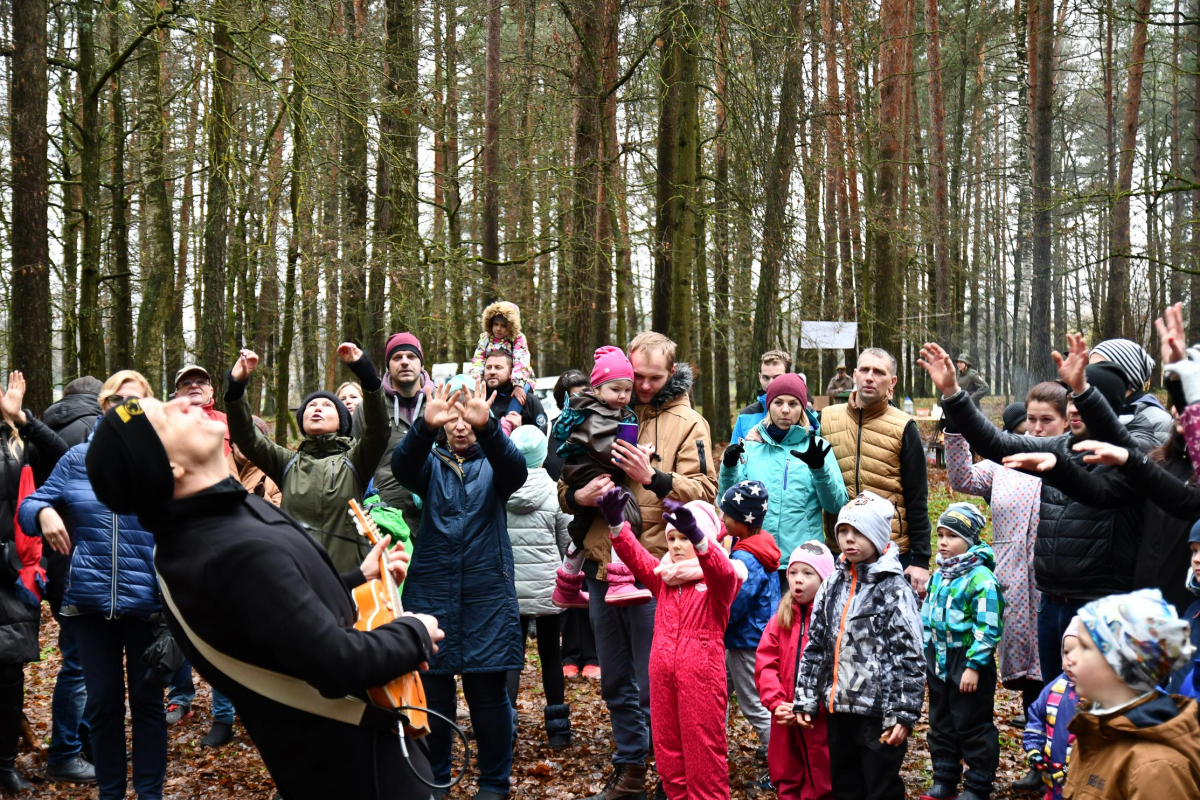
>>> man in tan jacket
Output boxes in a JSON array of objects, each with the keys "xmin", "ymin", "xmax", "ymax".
[{"xmin": 559, "ymin": 331, "xmax": 716, "ymax": 800}]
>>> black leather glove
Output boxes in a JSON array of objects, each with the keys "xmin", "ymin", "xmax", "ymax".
[
  {"xmin": 792, "ymin": 437, "xmax": 832, "ymax": 470},
  {"xmin": 723, "ymin": 442, "xmax": 744, "ymax": 469}
]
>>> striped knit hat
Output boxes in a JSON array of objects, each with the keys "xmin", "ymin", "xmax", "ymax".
[{"xmin": 1091, "ymin": 339, "xmax": 1154, "ymax": 392}]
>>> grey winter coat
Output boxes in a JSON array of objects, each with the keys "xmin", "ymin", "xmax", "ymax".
[
  {"xmin": 506, "ymin": 467, "xmax": 572, "ymax": 617},
  {"xmin": 795, "ymin": 544, "xmax": 926, "ymax": 729}
]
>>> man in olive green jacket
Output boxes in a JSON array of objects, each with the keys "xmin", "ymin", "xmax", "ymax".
[{"xmin": 224, "ymin": 342, "xmax": 390, "ymax": 572}]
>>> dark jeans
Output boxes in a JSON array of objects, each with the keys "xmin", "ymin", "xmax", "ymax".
[
  {"xmin": 71, "ymin": 614, "xmax": 167, "ymax": 800},
  {"xmin": 926, "ymin": 651, "xmax": 999, "ymax": 793},
  {"xmin": 561, "ymin": 608, "xmax": 598, "ymax": 668},
  {"xmin": 425, "ymin": 671, "xmax": 512, "ymax": 795},
  {"xmin": 587, "ymin": 572, "xmax": 656, "ymax": 765},
  {"xmin": 826, "ymin": 713, "xmax": 907, "ymax": 800},
  {"xmin": 167, "ymin": 660, "xmax": 195, "ymax": 707},
  {"xmin": 49, "ymin": 613, "xmax": 89, "ymax": 765},
  {"xmin": 0, "ymin": 663, "xmax": 22, "ymax": 767},
  {"xmin": 507, "ymin": 615, "xmax": 565, "ymax": 708},
  {"xmin": 1037, "ymin": 597, "xmax": 1085, "ymax": 683},
  {"xmin": 1003, "ymin": 677, "xmax": 1045, "ymax": 714}
]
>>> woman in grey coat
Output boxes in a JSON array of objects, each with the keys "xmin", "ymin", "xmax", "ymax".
[{"xmin": 505, "ymin": 425, "xmax": 574, "ymax": 748}]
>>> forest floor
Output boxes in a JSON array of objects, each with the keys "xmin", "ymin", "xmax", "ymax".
[{"xmin": 19, "ymin": 467, "xmax": 1036, "ymax": 799}]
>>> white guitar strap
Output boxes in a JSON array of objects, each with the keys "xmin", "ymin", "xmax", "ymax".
[{"xmin": 157, "ymin": 571, "xmax": 395, "ymax": 730}]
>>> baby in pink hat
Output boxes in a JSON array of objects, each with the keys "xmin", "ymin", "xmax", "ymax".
[{"xmin": 550, "ymin": 347, "xmax": 646, "ymax": 610}]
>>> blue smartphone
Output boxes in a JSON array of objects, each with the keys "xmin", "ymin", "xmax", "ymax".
[{"xmin": 616, "ymin": 422, "xmax": 639, "ymax": 446}]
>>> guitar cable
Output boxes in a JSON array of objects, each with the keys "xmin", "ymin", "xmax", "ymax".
[{"xmin": 386, "ymin": 704, "xmax": 470, "ymax": 792}]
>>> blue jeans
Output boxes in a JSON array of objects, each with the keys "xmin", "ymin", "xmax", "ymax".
[
  {"xmin": 1037, "ymin": 596, "xmax": 1085, "ymax": 682},
  {"xmin": 587, "ymin": 574, "xmax": 656, "ymax": 765},
  {"xmin": 424, "ymin": 672, "xmax": 512, "ymax": 795},
  {"xmin": 211, "ymin": 688, "xmax": 235, "ymax": 724},
  {"xmin": 70, "ymin": 614, "xmax": 167, "ymax": 800},
  {"xmin": 167, "ymin": 661, "xmax": 195, "ymax": 707},
  {"xmin": 48, "ymin": 614, "xmax": 89, "ymax": 766}
]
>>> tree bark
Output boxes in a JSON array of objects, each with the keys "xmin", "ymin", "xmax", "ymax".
[
  {"xmin": 869, "ymin": 0, "xmax": 906, "ymax": 356},
  {"xmin": 107, "ymin": 0, "xmax": 132, "ymax": 372},
  {"xmin": 10, "ymin": 0, "xmax": 51, "ymax": 410},
  {"xmin": 482, "ymin": 0, "xmax": 502, "ymax": 297},
  {"xmin": 924, "ymin": 0, "xmax": 952, "ymax": 346},
  {"xmin": 711, "ymin": 0, "xmax": 731, "ymax": 441},
  {"xmin": 342, "ymin": 0, "xmax": 369, "ymax": 349},
  {"xmin": 77, "ymin": 0, "xmax": 105, "ymax": 376},
  {"xmin": 1028, "ymin": 0, "xmax": 1054, "ymax": 379}
]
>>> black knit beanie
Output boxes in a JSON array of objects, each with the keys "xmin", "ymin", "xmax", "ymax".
[
  {"xmin": 1084, "ymin": 362, "xmax": 1128, "ymax": 415},
  {"xmin": 86, "ymin": 399, "xmax": 175, "ymax": 516},
  {"xmin": 298, "ymin": 391, "xmax": 351, "ymax": 437},
  {"xmin": 1001, "ymin": 402, "xmax": 1027, "ymax": 433}
]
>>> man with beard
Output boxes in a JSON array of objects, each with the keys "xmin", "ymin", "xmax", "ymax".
[
  {"xmin": 351, "ymin": 332, "xmax": 429, "ymax": 536},
  {"xmin": 84, "ymin": 395, "xmax": 443, "ymax": 800},
  {"xmin": 483, "ymin": 348, "xmax": 548, "ymax": 433}
]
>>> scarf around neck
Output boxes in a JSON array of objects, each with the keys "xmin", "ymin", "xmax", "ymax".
[
  {"xmin": 732, "ymin": 532, "xmax": 781, "ymax": 572},
  {"xmin": 935, "ymin": 549, "xmax": 983, "ymax": 580}
]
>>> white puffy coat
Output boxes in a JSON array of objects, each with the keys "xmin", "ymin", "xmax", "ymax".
[{"xmin": 506, "ymin": 467, "xmax": 572, "ymax": 617}]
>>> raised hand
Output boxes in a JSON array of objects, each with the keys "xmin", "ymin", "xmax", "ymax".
[
  {"xmin": 1052, "ymin": 333, "xmax": 1089, "ymax": 395},
  {"xmin": 792, "ymin": 436, "xmax": 832, "ymax": 470},
  {"xmin": 1001, "ymin": 452, "xmax": 1058, "ymax": 473},
  {"xmin": 1155, "ymin": 302, "xmax": 1187, "ymax": 368},
  {"xmin": 662, "ymin": 498, "xmax": 703, "ymax": 545},
  {"xmin": 336, "ymin": 342, "xmax": 364, "ymax": 364},
  {"xmin": 231, "ymin": 349, "xmax": 260, "ymax": 382},
  {"xmin": 424, "ymin": 381, "xmax": 463, "ymax": 430},
  {"xmin": 917, "ymin": 343, "xmax": 959, "ymax": 398},
  {"xmin": 597, "ymin": 486, "xmax": 632, "ymax": 528},
  {"xmin": 0, "ymin": 371, "xmax": 26, "ymax": 424},
  {"xmin": 1163, "ymin": 358, "xmax": 1200, "ymax": 406},
  {"xmin": 457, "ymin": 378, "xmax": 496, "ymax": 429},
  {"xmin": 1072, "ymin": 439, "xmax": 1129, "ymax": 467}
]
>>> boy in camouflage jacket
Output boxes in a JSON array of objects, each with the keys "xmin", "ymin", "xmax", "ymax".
[
  {"xmin": 795, "ymin": 492, "xmax": 925, "ymax": 800},
  {"xmin": 919, "ymin": 503, "xmax": 1004, "ymax": 800}
]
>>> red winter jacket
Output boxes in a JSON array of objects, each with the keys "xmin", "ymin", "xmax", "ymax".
[{"xmin": 610, "ymin": 523, "xmax": 740, "ymax": 640}]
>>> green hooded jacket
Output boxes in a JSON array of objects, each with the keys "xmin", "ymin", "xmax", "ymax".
[{"xmin": 226, "ymin": 385, "xmax": 390, "ymax": 573}]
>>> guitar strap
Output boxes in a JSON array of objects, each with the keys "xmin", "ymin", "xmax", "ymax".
[{"xmin": 157, "ymin": 572, "xmax": 401, "ymax": 732}]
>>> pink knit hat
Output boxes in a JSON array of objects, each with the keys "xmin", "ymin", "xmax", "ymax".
[
  {"xmin": 663, "ymin": 500, "xmax": 724, "ymax": 545},
  {"xmin": 788, "ymin": 541, "xmax": 835, "ymax": 581},
  {"xmin": 766, "ymin": 373, "xmax": 809, "ymax": 408},
  {"xmin": 591, "ymin": 346, "xmax": 635, "ymax": 388}
]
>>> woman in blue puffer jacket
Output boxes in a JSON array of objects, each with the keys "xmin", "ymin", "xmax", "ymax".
[
  {"xmin": 719, "ymin": 374, "xmax": 848, "ymax": 586},
  {"xmin": 17, "ymin": 370, "xmax": 167, "ymax": 800}
]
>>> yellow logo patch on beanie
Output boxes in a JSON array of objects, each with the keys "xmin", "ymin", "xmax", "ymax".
[{"xmin": 114, "ymin": 398, "xmax": 145, "ymax": 423}]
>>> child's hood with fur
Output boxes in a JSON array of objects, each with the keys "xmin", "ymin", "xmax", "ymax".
[{"xmin": 482, "ymin": 301, "xmax": 522, "ymax": 341}]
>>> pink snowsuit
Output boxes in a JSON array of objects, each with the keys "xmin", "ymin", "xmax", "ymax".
[{"xmin": 610, "ymin": 522, "xmax": 740, "ymax": 800}]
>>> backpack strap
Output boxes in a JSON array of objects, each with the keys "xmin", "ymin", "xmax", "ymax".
[
  {"xmin": 342, "ymin": 456, "xmax": 363, "ymax": 491},
  {"xmin": 157, "ymin": 570, "xmax": 400, "ymax": 732}
]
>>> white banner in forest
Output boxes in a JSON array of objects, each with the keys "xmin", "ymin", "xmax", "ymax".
[{"xmin": 799, "ymin": 321, "xmax": 858, "ymax": 350}]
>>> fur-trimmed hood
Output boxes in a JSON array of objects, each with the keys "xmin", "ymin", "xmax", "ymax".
[
  {"xmin": 647, "ymin": 362, "xmax": 694, "ymax": 409},
  {"xmin": 481, "ymin": 301, "xmax": 522, "ymax": 340}
]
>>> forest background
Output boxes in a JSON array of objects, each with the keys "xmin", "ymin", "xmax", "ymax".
[{"xmin": 1, "ymin": 0, "xmax": 1188, "ymax": 443}]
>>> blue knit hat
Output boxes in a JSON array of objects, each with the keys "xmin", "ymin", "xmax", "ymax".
[
  {"xmin": 937, "ymin": 502, "xmax": 987, "ymax": 545},
  {"xmin": 1190, "ymin": 519, "xmax": 1200, "ymax": 547},
  {"xmin": 721, "ymin": 480, "xmax": 769, "ymax": 529},
  {"xmin": 510, "ymin": 425, "xmax": 548, "ymax": 470}
]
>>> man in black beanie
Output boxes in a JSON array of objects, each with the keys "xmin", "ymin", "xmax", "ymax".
[{"xmin": 86, "ymin": 396, "xmax": 444, "ymax": 800}]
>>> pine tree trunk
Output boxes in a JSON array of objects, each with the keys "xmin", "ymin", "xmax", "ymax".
[
  {"xmin": 711, "ymin": 0, "xmax": 731, "ymax": 440},
  {"xmin": 482, "ymin": 0, "xmax": 501, "ymax": 297},
  {"xmin": 77, "ymin": 0, "xmax": 105, "ymax": 376},
  {"xmin": 9, "ymin": 0, "xmax": 51, "ymax": 410},
  {"xmin": 1028, "ymin": 0, "xmax": 1055, "ymax": 379},
  {"xmin": 870, "ymin": 0, "xmax": 907, "ymax": 356},
  {"xmin": 107, "ymin": 0, "xmax": 132, "ymax": 372},
  {"xmin": 668, "ymin": 0, "xmax": 698, "ymax": 360},
  {"xmin": 924, "ymin": 0, "xmax": 952, "ymax": 346},
  {"xmin": 342, "ymin": 0, "xmax": 369, "ymax": 348}
]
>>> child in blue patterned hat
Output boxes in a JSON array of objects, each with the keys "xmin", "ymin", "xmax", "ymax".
[{"xmin": 919, "ymin": 501, "xmax": 1004, "ymax": 800}]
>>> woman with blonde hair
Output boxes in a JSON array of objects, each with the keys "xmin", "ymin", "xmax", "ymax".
[
  {"xmin": 18, "ymin": 369, "xmax": 169, "ymax": 799},
  {"xmin": 0, "ymin": 371, "xmax": 68, "ymax": 792}
]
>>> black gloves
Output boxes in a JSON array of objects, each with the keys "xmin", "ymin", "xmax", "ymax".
[{"xmin": 792, "ymin": 437, "xmax": 832, "ymax": 470}]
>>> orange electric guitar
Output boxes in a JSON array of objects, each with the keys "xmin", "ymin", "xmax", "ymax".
[{"xmin": 348, "ymin": 499, "xmax": 430, "ymax": 738}]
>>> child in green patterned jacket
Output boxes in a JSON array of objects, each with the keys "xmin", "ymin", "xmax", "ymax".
[{"xmin": 919, "ymin": 502, "xmax": 1005, "ymax": 800}]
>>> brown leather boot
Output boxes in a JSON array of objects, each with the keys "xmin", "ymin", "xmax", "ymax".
[{"xmin": 584, "ymin": 763, "xmax": 647, "ymax": 800}]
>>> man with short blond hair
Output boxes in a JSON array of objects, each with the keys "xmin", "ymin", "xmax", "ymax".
[{"xmin": 562, "ymin": 330, "xmax": 717, "ymax": 800}]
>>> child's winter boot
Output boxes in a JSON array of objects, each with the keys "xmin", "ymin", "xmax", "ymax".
[
  {"xmin": 919, "ymin": 783, "xmax": 959, "ymax": 800},
  {"xmin": 552, "ymin": 567, "xmax": 590, "ymax": 608},
  {"xmin": 603, "ymin": 552, "xmax": 651, "ymax": 605},
  {"xmin": 544, "ymin": 704, "xmax": 572, "ymax": 748}
]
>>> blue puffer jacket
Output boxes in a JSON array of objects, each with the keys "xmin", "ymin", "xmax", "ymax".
[
  {"xmin": 725, "ymin": 548, "xmax": 780, "ymax": 650},
  {"xmin": 390, "ymin": 418, "xmax": 527, "ymax": 675},
  {"xmin": 719, "ymin": 419, "xmax": 848, "ymax": 559},
  {"xmin": 17, "ymin": 441, "xmax": 159, "ymax": 619}
]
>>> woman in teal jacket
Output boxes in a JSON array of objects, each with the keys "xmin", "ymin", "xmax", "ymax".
[{"xmin": 720, "ymin": 374, "xmax": 847, "ymax": 581}]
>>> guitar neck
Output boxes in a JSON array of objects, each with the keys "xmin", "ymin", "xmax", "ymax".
[{"xmin": 349, "ymin": 499, "xmax": 403, "ymax": 613}]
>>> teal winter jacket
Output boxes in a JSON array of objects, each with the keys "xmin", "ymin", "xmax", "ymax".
[
  {"xmin": 920, "ymin": 543, "xmax": 1005, "ymax": 680},
  {"xmin": 718, "ymin": 420, "xmax": 848, "ymax": 561}
]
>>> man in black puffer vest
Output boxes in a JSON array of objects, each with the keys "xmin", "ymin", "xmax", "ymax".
[{"xmin": 85, "ymin": 396, "xmax": 444, "ymax": 800}]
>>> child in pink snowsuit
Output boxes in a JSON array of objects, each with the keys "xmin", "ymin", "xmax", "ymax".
[{"xmin": 597, "ymin": 487, "xmax": 743, "ymax": 800}]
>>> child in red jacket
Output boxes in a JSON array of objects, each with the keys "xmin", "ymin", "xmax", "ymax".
[
  {"xmin": 755, "ymin": 542, "xmax": 836, "ymax": 800},
  {"xmin": 597, "ymin": 487, "xmax": 742, "ymax": 800}
]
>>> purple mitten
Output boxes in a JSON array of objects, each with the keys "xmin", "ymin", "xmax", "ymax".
[
  {"xmin": 662, "ymin": 498, "xmax": 703, "ymax": 545},
  {"xmin": 598, "ymin": 487, "xmax": 632, "ymax": 528}
]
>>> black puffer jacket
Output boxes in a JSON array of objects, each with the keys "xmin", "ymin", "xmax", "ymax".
[
  {"xmin": 0, "ymin": 414, "xmax": 68, "ymax": 664},
  {"xmin": 942, "ymin": 390, "xmax": 1142, "ymax": 600}
]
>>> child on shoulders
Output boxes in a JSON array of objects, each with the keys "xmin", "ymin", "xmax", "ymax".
[
  {"xmin": 919, "ymin": 503, "xmax": 1004, "ymax": 800},
  {"xmin": 793, "ymin": 491, "xmax": 924, "ymax": 800},
  {"xmin": 755, "ymin": 541, "xmax": 835, "ymax": 800},
  {"xmin": 470, "ymin": 300, "xmax": 535, "ymax": 414},
  {"xmin": 721, "ymin": 480, "xmax": 781, "ymax": 758}
]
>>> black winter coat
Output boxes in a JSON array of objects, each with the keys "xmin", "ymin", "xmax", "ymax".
[
  {"xmin": 143, "ymin": 478, "xmax": 436, "ymax": 800},
  {"xmin": 0, "ymin": 414, "xmax": 68, "ymax": 664},
  {"xmin": 942, "ymin": 390, "xmax": 1143, "ymax": 600}
]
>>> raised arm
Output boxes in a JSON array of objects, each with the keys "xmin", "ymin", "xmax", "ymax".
[
  {"xmin": 608, "ymin": 521, "xmax": 665, "ymax": 595},
  {"xmin": 944, "ymin": 433, "xmax": 996, "ymax": 499},
  {"xmin": 225, "ymin": 358, "xmax": 293, "ymax": 484},
  {"xmin": 339, "ymin": 345, "xmax": 390, "ymax": 480}
]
